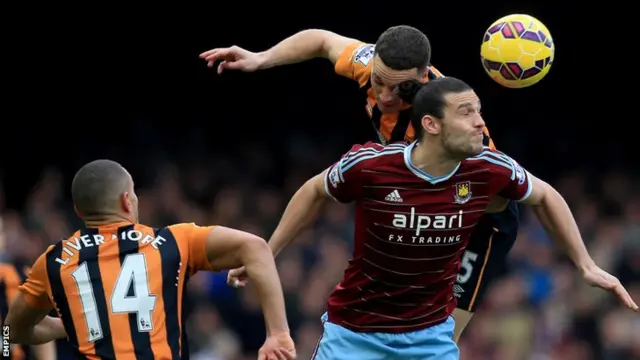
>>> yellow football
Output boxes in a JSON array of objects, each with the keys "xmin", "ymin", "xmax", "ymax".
[{"xmin": 480, "ymin": 14, "xmax": 555, "ymax": 88}]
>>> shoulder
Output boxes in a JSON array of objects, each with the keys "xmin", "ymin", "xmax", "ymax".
[
  {"xmin": 22, "ymin": 244, "xmax": 57, "ymax": 277},
  {"xmin": 335, "ymin": 42, "xmax": 375, "ymax": 86},
  {"xmin": 351, "ymin": 43, "xmax": 375, "ymax": 66},
  {"xmin": 330, "ymin": 142, "xmax": 406, "ymax": 188},
  {"xmin": 167, "ymin": 222, "xmax": 202, "ymax": 230},
  {"xmin": 52, "ymin": 229, "xmax": 81, "ymax": 247},
  {"xmin": 465, "ymin": 147, "xmax": 521, "ymax": 178},
  {"xmin": 42, "ymin": 241, "xmax": 66, "ymax": 258},
  {"xmin": 133, "ymin": 223, "xmax": 156, "ymax": 232},
  {"xmin": 164, "ymin": 222, "xmax": 195, "ymax": 238},
  {"xmin": 337, "ymin": 42, "xmax": 375, "ymax": 65},
  {"xmin": 339, "ymin": 142, "xmax": 406, "ymax": 167},
  {"xmin": 345, "ymin": 141, "xmax": 407, "ymax": 153},
  {"xmin": 166, "ymin": 222, "xmax": 216, "ymax": 241}
]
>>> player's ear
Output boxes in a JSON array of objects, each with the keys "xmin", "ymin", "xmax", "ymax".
[
  {"xmin": 421, "ymin": 115, "xmax": 440, "ymax": 135},
  {"xmin": 73, "ymin": 205, "xmax": 82, "ymax": 218},
  {"xmin": 121, "ymin": 192, "xmax": 133, "ymax": 213}
]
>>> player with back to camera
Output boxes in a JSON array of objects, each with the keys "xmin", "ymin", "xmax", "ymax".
[
  {"xmin": 203, "ymin": 25, "xmax": 516, "ymax": 341},
  {"xmin": 5, "ymin": 159, "xmax": 296, "ymax": 360},
  {"xmin": 241, "ymin": 76, "xmax": 637, "ymax": 359}
]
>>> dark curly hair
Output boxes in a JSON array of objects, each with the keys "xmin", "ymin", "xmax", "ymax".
[{"xmin": 375, "ymin": 25, "xmax": 431, "ymax": 72}]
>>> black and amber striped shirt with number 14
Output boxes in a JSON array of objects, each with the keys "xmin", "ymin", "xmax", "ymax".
[{"xmin": 19, "ymin": 221, "xmax": 217, "ymax": 359}]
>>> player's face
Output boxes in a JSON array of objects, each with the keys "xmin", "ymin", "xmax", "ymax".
[
  {"xmin": 440, "ymin": 91, "xmax": 485, "ymax": 158},
  {"xmin": 371, "ymin": 55, "xmax": 425, "ymax": 113}
]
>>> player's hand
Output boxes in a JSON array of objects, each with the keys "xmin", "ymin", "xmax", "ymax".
[
  {"xmin": 227, "ymin": 266, "xmax": 248, "ymax": 288},
  {"xmin": 199, "ymin": 46, "xmax": 263, "ymax": 74},
  {"xmin": 258, "ymin": 332, "xmax": 296, "ymax": 360},
  {"xmin": 581, "ymin": 264, "xmax": 639, "ymax": 312}
]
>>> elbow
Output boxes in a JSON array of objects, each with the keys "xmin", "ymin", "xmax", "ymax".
[
  {"xmin": 289, "ymin": 29, "xmax": 330, "ymax": 55},
  {"xmin": 239, "ymin": 235, "xmax": 272, "ymax": 265},
  {"xmin": 313, "ymin": 29, "xmax": 341, "ymax": 59}
]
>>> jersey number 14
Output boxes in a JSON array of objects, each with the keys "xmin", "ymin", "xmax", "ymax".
[{"xmin": 71, "ymin": 253, "xmax": 157, "ymax": 342}]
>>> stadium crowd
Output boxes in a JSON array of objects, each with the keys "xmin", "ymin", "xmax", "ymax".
[{"xmin": 1, "ymin": 134, "xmax": 638, "ymax": 360}]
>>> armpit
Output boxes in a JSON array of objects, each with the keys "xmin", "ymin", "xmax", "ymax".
[{"xmin": 486, "ymin": 196, "xmax": 509, "ymax": 213}]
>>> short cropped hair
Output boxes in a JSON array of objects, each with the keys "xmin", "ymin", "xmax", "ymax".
[
  {"xmin": 71, "ymin": 159, "xmax": 130, "ymax": 217},
  {"xmin": 397, "ymin": 77, "xmax": 474, "ymax": 139},
  {"xmin": 375, "ymin": 25, "xmax": 431, "ymax": 72}
]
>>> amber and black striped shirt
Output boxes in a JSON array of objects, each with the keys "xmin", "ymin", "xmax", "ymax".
[{"xmin": 20, "ymin": 222, "xmax": 215, "ymax": 359}]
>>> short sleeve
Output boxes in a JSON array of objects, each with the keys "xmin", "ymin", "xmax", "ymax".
[
  {"xmin": 494, "ymin": 152, "xmax": 533, "ymax": 202},
  {"xmin": 169, "ymin": 223, "xmax": 216, "ymax": 274},
  {"xmin": 334, "ymin": 42, "xmax": 374, "ymax": 87},
  {"xmin": 324, "ymin": 142, "xmax": 382, "ymax": 203},
  {"xmin": 19, "ymin": 249, "xmax": 53, "ymax": 309}
]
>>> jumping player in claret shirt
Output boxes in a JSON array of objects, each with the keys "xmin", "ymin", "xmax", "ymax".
[
  {"xmin": 230, "ymin": 77, "xmax": 638, "ymax": 359},
  {"xmin": 207, "ymin": 26, "xmax": 503, "ymax": 340}
]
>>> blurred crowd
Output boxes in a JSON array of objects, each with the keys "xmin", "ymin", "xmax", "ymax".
[{"xmin": 1, "ymin": 139, "xmax": 638, "ymax": 360}]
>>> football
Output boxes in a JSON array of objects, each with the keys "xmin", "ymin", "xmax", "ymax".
[{"xmin": 480, "ymin": 14, "xmax": 555, "ymax": 88}]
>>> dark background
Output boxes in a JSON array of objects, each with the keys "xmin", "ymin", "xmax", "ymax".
[{"xmin": 2, "ymin": 2, "xmax": 634, "ymax": 209}]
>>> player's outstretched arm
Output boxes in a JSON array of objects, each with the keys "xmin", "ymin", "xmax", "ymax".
[
  {"xmin": 205, "ymin": 227, "xmax": 292, "ymax": 335},
  {"xmin": 204, "ymin": 227, "xmax": 296, "ymax": 358},
  {"xmin": 270, "ymin": 172, "xmax": 331, "ymax": 256},
  {"xmin": 5, "ymin": 294, "xmax": 66, "ymax": 345},
  {"xmin": 199, "ymin": 30, "xmax": 359, "ymax": 73},
  {"xmin": 521, "ymin": 175, "xmax": 639, "ymax": 312},
  {"xmin": 227, "ymin": 172, "xmax": 333, "ymax": 288},
  {"xmin": 228, "ymin": 143, "xmax": 370, "ymax": 289}
]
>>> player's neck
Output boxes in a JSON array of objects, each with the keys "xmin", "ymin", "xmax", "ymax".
[
  {"xmin": 83, "ymin": 213, "xmax": 134, "ymax": 228},
  {"xmin": 410, "ymin": 140, "xmax": 460, "ymax": 177}
]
